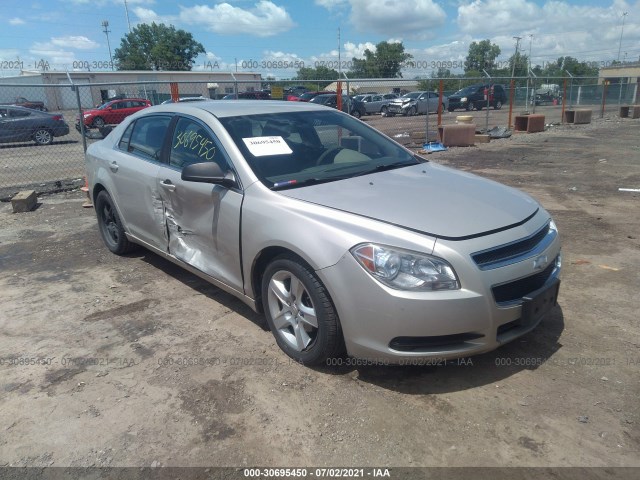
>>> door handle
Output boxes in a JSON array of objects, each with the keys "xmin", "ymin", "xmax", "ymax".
[
  {"xmin": 160, "ymin": 180, "xmax": 176, "ymax": 192},
  {"xmin": 109, "ymin": 161, "xmax": 118, "ymax": 172}
]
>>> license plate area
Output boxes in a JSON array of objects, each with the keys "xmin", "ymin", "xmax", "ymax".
[{"xmin": 521, "ymin": 278, "xmax": 560, "ymax": 326}]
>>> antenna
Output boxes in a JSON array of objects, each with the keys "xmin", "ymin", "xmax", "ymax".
[
  {"xmin": 102, "ymin": 20, "xmax": 114, "ymax": 70},
  {"xmin": 124, "ymin": 0, "xmax": 132, "ymax": 33}
]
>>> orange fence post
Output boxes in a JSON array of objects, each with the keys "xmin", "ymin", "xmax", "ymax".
[
  {"xmin": 170, "ymin": 82, "xmax": 179, "ymax": 102},
  {"xmin": 336, "ymin": 81, "xmax": 343, "ymax": 111},
  {"xmin": 600, "ymin": 81, "xmax": 608, "ymax": 118},
  {"xmin": 438, "ymin": 79, "xmax": 444, "ymax": 126},
  {"xmin": 507, "ymin": 79, "xmax": 515, "ymax": 129}
]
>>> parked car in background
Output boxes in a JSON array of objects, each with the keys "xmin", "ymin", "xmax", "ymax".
[
  {"xmin": 297, "ymin": 91, "xmax": 334, "ymax": 102},
  {"xmin": 0, "ymin": 96, "xmax": 48, "ymax": 111},
  {"xmin": 0, "ymin": 105, "xmax": 69, "ymax": 145},
  {"xmin": 222, "ymin": 92, "xmax": 271, "ymax": 100},
  {"xmin": 85, "ymin": 100, "xmax": 561, "ymax": 366},
  {"xmin": 77, "ymin": 98, "xmax": 151, "ymax": 129},
  {"xmin": 161, "ymin": 96, "xmax": 211, "ymax": 104},
  {"xmin": 310, "ymin": 94, "xmax": 365, "ymax": 118},
  {"xmin": 356, "ymin": 93, "xmax": 399, "ymax": 115},
  {"xmin": 387, "ymin": 91, "xmax": 448, "ymax": 116},
  {"xmin": 447, "ymin": 84, "xmax": 507, "ymax": 111}
]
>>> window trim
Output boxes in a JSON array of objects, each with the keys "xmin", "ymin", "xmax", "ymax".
[{"xmin": 117, "ymin": 114, "xmax": 173, "ymax": 164}]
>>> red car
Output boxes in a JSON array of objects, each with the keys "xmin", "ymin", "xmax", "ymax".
[{"xmin": 78, "ymin": 98, "xmax": 151, "ymax": 129}]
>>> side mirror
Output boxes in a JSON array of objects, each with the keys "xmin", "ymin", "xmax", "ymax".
[{"xmin": 181, "ymin": 162, "xmax": 236, "ymax": 188}]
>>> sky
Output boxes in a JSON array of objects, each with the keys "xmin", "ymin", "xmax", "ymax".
[{"xmin": 0, "ymin": 0, "xmax": 639, "ymax": 79}]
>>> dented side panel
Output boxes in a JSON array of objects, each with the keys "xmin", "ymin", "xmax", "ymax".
[{"xmin": 156, "ymin": 165, "xmax": 244, "ymax": 292}]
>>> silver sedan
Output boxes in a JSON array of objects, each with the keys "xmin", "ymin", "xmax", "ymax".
[{"xmin": 86, "ymin": 101, "xmax": 561, "ymax": 366}]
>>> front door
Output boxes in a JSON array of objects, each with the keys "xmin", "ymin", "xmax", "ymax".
[{"xmin": 156, "ymin": 116, "xmax": 244, "ymax": 291}]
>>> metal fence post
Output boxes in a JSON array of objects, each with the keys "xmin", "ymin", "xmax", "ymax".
[{"xmin": 68, "ymin": 72, "xmax": 88, "ymax": 154}]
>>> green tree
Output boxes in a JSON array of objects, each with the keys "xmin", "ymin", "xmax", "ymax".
[
  {"xmin": 114, "ymin": 23, "xmax": 205, "ymax": 71},
  {"xmin": 464, "ymin": 39, "xmax": 501, "ymax": 74},
  {"xmin": 348, "ymin": 41, "xmax": 412, "ymax": 78},
  {"xmin": 295, "ymin": 66, "xmax": 339, "ymax": 88}
]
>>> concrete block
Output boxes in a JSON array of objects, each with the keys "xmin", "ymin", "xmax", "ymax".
[
  {"xmin": 11, "ymin": 190, "xmax": 37, "ymax": 213},
  {"xmin": 564, "ymin": 109, "xmax": 592, "ymax": 124},
  {"xmin": 515, "ymin": 114, "xmax": 545, "ymax": 133},
  {"xmin": 632, "ymin": 106, "xmax": 640, "ymax": 119},
  {"xmin": 438, "ymin": 124, "xmax": 476, "ymax": 147},
  {"xmin": 618, "ymin": 106, "xmax": 640, "ymax": 118},
  {"xmin": 618, "ymin": 106, "xmax": 630, "ymax": 118},
  {"xmin": 475, "ymin": 134, "xmax": 490, "ymax": 143}
]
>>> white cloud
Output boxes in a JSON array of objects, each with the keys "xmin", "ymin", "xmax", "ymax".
[
  {"xmin": 456, "ymin": 0, "xmax": 640, "ymax": 62},
  {"xmin": 316, "ymin": 0, "xmax": 446, "ymax": 37},
  {"xmin": 9, "ymin": 17, "xmax": 25, "ymax": 25},
  {"xmin": 314, "ymin": 0, "xmax": 348, "ymax": 9},
  {"xmin": 178, "ymin": 1, "xmax": 295, "ymax": 37},
  {"xmin": 132, "ymin": 7, "xmax": 176, "ymax": 24},
  {"xmin": 50, "ymin": 36, "xmax": 99, "ymax": 50}
]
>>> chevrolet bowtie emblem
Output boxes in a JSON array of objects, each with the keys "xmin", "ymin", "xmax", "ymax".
[{"xmin": 533, "ymin": 255, "xmax": 549, "ymax": 271}]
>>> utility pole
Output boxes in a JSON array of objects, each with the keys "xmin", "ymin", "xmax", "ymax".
[
  {"xmin": 102, "ymin": 20, "xmax": 114, "ymax": 70},
  {"xmin": 617, "ymin": 12, "xmax": 628, "ymax": 61},
  {"xmin": 511, "ymin": 36, "xmax": 521, "ymax": 78},
  {"xmin": 124, "ymin": 0, "xmax": 132, "ymax": 33}
]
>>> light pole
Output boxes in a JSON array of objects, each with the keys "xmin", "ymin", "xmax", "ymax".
[
  {"xmin": 617, "ymin": 12, "xmax": 628, "ymax": 61},
  {"xmin": 124, "ymin": 0, "xmax": 132, "ymax": 33},
  {"xmin": 102, "ymin": 20, "xmax": 114, "ymax": 70},
  {"xmin": 526, "ymin": 34, "xmax": 533, "ymax": 110}
]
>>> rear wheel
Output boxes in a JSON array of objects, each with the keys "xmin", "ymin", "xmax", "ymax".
[
  {"xmin": 262, "ymin": 255, "xmax": 344, "ymax": 365},
  {"xmin": 494, "ymin": 100, "xmax": 503, "ymax": 110},
  {"xmin": 33, "ymin": 128, "xmax": 53, "ymax": 145},
  {"xmin": 95, "ymin": 190, "xmax": 137, "ymax": 255}
]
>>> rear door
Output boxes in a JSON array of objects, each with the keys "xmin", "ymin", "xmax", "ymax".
[
  {"xmin": 108, "ymin": 114, "xmax": 172, "ymax": 249},
  {"xmin": 156, "ymin": 115, "xmax": 244, "ymax": 291},
  {"xmin": 1, "ymin": 108, "xmax": 34, "ymax": 142}
]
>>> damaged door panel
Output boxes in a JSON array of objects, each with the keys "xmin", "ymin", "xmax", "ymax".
[{"xmin": 156, "ymin": 116, "xmax": 244, "ymax": 291}]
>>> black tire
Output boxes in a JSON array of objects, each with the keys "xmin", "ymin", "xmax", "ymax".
[
  {"xmin": 95, "ymin": 190, "xmax": 137, "ymax": 255},
  {"xmin": 447, "ymin": 107, "xmax": 454, "ymax": 113},
  {"xmin": 380, "ymin": 105, "xmax": 388, "ymax": 115},
  {"xmin": 475, "ymin": 103, "xmax": 484, "ymax": 111},
  {"xmin": 465, "ymin": 103, "xmax": 471, "ymax": 111},
  {"xmin": 351, "ymin": 109, "xmax": 361, "ymax": 119},
  {"xmin": 92, "ymin": 117, "xmax": 105, "ymax": 128},
  {"xmin": 405, "ymin": 106, "xmax": 417, "ymax": 116},
  {"xmin": 261, "ymin": 255, "xmax": 344, "ymax": 366},
  {"xmin": 33, "ymin": 128, "xmax": 53, "ymax": 146},
  {"xmin": 494, "ymin": 100, "xmax": 503, "ymax": 110}
]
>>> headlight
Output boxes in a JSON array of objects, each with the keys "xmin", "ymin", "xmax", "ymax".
[
  {"xmin": 351, "ymin": 243, "xmax": 460, "ymax": 291},
  {"xmin": 461, "ymin": 97, "xmax": 467, "ymax": 102},
  {"xmin": 83, "ymin": 113, "xmax": 91, "ymax": 118}
]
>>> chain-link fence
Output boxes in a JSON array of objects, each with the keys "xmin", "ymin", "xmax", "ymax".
[{"xmin": 1, "ymin": 75, "xmax": 638, "ymax": 199}]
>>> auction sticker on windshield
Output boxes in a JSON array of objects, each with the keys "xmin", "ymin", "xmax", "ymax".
[{"xmin": 242, "ymin": 136, "xmax": 293, "ymax": 156}]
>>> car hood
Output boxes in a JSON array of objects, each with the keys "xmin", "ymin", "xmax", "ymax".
[
  {"xmin": 278, "ymin": 163, "xmax": 539, "ymax": 239},
  {"xmin": 391, "ymin": 98, "xmax": 415, "ymax": 104}
]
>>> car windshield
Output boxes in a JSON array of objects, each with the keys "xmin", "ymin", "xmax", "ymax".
[
  {"xmin": 353, "ymin": 95, "xmax": 365, "ymax": 101},
  {"xmin": 310, "ymin": 96, "xmax": 331, "ymax": 104},
  {"xmin": 299, "ymin": 92, "xmax": 318, "ymax": 100},
  {"xmin": 400, "ymin": 92, "xmax": 421, "ymax": 100},
  {"xmin": 219, "ymin": 110, "xmax": 422, "ymax": 190}
]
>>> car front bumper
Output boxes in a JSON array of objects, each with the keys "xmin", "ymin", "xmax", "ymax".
[{"xmin": 317, "ymin": 226, "xmax": 561, "ymax": 363}]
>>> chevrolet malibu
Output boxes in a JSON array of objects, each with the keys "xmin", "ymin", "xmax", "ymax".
[{"xmin": 85, "ymin": 101, "xmax": 561, "ymax": 366}]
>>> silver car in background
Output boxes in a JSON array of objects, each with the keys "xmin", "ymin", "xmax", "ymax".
[
  {"xmin": 355, "ymin": 93, "xmax": 399, "ymax": 115},
  {"xmin": 387, "ymin": 91, "xmax": 449, "ymax": 116},
  {"xmin": 86, "ymin": 101, "xmax": 561, "ymax": 366}
]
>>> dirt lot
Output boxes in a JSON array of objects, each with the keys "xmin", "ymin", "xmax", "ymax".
[{"xmin": 0, "ymin": 115, "xmax": 639, "ymax": 470}]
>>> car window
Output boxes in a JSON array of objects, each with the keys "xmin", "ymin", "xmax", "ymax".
[
  {"xmin": 383, "ymin": 94, "xmax": 396, "ymax": 99},
  {"xmin": 127, "ymin": 115, "xmax": 171, "ymax": 161},
  {"xmin": 372, "ymin": 96, "xmax": 382, "ymax": 101},
  {"xmin": 10, "ymin": 109, "xmax": 31, "ymax": 118},
  {"xmin": 118, "ymin": 122, "xmax": 135, "ymax": 151},
  {"xmin": 169, "ymin": 117, "xmax": 229, "ymax": 171}
]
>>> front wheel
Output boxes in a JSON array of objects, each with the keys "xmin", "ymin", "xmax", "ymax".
[
  {"xmin": 95, "ymin": 190, "xmax": 137, "ymax": 255},
  {"xmin": 405, "ymin": 106, "xmax": 417, "ymax": 116},
  {"xmin": 380, "ymin": 106, "xmax": 388, "ymax": 115},
  {"xmin": 262, "ymin": 255, "xmax": 344, "ymax": 365},
  {"xmin": 92, "ymin": 117, "xmax": 105, "ymax": 128},
  {"xmin": 494, "ymin": 100, "xmax": 503, "ymax": 110},
  {"xmin": 351, "ymin": 109, "xmax": 361, "ymax": 119}
]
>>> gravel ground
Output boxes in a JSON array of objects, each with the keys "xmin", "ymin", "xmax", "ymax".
[{"xmin": 0, "ymin": 115, "xmax": 638, "ymax": 471}]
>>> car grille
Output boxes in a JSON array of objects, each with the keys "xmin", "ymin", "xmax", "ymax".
[
  {"xmin": 472, "ymin": 223, "xmax": 551, "ymax": 269},
  {"xmin": 492, "ymin": 259, "xmax": 557, "ymax": 304}
]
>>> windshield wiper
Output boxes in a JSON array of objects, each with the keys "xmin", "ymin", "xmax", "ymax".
[
  {"xmin": 354, "ymin": 161, "xmax": 417, "ymax": 177},
  {"xmin": 271, "ymin": 176, "xmax": 347, "ymax": 191}
]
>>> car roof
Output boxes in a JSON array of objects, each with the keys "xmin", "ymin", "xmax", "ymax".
[{"xmin": 142, "ymin": 100, "xmax": 331, "ymax": 118}]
